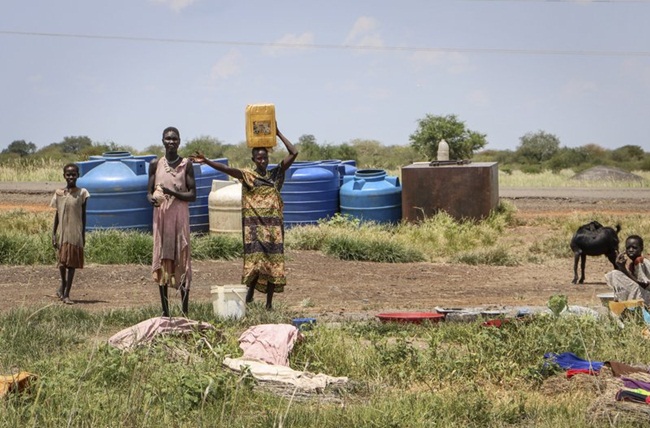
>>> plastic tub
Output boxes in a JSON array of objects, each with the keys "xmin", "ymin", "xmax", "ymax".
[{"xmin": 376, "ymin": 312, "xmax": 444, "ymax": 324}]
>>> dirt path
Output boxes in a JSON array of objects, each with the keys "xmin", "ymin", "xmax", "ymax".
[{"xmin": 0, "ymin": 183, "xmax": 646, "ymax": 319}]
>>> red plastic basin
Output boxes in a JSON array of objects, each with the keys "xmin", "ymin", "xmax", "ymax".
[{"xmin": 376, "ymin": 312, "xmax": 445, "ymax": 324}]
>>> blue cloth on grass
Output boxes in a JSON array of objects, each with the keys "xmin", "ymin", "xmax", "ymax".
[{"xmin": 544, "ymin": 352, "xmax": 604, "ymax": 371}]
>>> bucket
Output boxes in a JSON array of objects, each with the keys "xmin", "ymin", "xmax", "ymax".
[{"xmin": 211, "ymin": 285, "xmax": 248, "ymax": 320}]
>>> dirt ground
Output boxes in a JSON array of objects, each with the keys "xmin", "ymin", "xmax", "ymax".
[{"xmin": 1, "ymin": 183, "xmax": 649, "ymax": 319}]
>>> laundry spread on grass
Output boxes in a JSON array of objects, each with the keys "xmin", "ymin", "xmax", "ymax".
[
  {"xmin": 223, "ymin": 323, "xmax": 348, "ymax": 391},
  {"xmin": 108, "ymin": 316, "xmax": 215, "ymax": 350},
  {"xmin": 546, "ymin": 352, "xmax": 650, "ymax": 408}
]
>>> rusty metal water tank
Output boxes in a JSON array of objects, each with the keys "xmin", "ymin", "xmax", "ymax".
[{"xmin": 401, "ymin": 161, "xmax": 499, "ymax": 222}]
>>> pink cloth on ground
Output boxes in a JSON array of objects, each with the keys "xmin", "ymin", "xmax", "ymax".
[
  {"xmin": 108, "ymin": 317, "xmax": 214, "ymax": 350},
  {"xmin": 238, "ymin": 324, "xmax": 302, "ymax": 366}
]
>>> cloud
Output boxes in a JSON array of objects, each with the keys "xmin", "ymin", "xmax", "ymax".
[
  {"xmin": 344, "ymin": 16, "xmax": 383, "ymax": 47},
  {"xmin": 210, "ymin": 50, "xmax": 243, "ymax": 80},
  {"xmin": 263, "ymin": 32, "xmax": 315, "ymax": 56},
  {"xmin": 150, "ymin": 0, "xmax": 197, "ymax": 12}
]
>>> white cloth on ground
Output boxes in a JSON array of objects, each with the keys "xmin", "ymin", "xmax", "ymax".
[{"xmin": 223, "ymin": 357, "xmax": 348, "ymax": 391}]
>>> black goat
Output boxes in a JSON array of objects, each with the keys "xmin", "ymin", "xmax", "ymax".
[{"xmin": 570, "ymin": 221, "xmax": 621, "ymax": 284}]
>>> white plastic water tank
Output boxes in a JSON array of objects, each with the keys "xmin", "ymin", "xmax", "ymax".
[{"xmin": 208, "ymin": 179, "xmax": 242, "ymax": 234}]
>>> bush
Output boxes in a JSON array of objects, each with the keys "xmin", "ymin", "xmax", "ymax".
[{"xmin": 325, "ymin": 235, "xmax": 425, "ymax": 263}]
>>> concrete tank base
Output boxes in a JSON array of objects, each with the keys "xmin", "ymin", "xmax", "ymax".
[{"xmin": 401, "ymin": 162, "xmax": 499, "ymax": 222}]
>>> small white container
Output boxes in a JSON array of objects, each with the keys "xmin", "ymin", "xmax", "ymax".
[{"xmin": 211, "ymin": 285, "xmax": 248, "ymax": 320}]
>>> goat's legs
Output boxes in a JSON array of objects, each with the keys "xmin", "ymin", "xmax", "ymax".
[{"xmin": 572, "ymin": 254, "xmax": 581, "ymax": 284}]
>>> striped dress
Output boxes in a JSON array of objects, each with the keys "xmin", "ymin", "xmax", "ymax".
[{"xmin": 240, "ymin": 164, "xmax": 286, "ymax": 293}]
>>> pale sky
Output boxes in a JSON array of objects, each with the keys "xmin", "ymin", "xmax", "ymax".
[{"xmin": 2, "ymin": 0, "xmax": 650, "ymax": 153}]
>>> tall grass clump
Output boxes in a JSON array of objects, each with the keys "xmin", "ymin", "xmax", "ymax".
[
  {"xmin": 0, "ymin": 209, "xmax": 51, "ymax": 233},
  {"xmin": 85, "ymin": 229, "xmax": 153, "ymax": 264},
  {"xmin": 0, "ymin": 231, "xmax": 55, "ymax": 264},
  {"xmin": 287, "ymin": 214, "xmax": 425, "ymax": 263},
  {"xmin": 287, "ymin": 206, "xmax": 520, "ymax": 265},
  {"xmin": 499, "ymin": 168, "xmax": 650, "ymax": 188},
  {"xmin": 191, "ymin": 233, "xmax": 242, "ymax": 260},
  {"xmin": 325, "ymin": 233, "xmax": 425, "ymax": 262},
  {"xmin": 394, "ymin": 205, "xmax": 515, "ymax": 263},
  {"xmin": 0, "ymin": 157, "xmax": 63, "ymax": 182}
]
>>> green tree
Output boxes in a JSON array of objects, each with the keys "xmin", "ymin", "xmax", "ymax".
[
  {"xmin": 516, "ymin": 131, "xmax": 560, "ymax": 164},
  {"xmin": 142, "ymin": 145, "xmax": 164, "ymax": 157},
  {"xmin": 409, "ymin": 114, "xmax": 487, "ymax": 160},
  {"xmin": 332, "ymin": 143, "xmax": 358, "ymax": 163},
  {"xmin": 546, "ymin": 147, "xmax": 591, "ymax": 172},
  {"xmin": 350, "ymin": 139, "xmax": 384, "ymax": 168},
  {"xmin": 59, "ymin": 136, "xmax": 93, "ymax": 154},
  {"xmin": 296, "ymin": 134, "xmax": 322, "ymax": 161},
  {"xmin": 610, "ymin": 145, "xmax": 645, "ymax": 162},
  {"xmin": 181, "ymin": 136, "xmax": 225, "ymax": 159},
  {"xmin": 222, "ymin": 142, "xmax": 252, "ymax": 168},
  {"xmin": 2, "ymin": 140, "xmax": 37, "ymax": 157}
]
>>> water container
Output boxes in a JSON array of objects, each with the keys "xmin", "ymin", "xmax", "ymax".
[
  {"xmin": 340, "ymin": 169, "xmax": 402, "ymax": 224},
  {"xmin": 437, "ymin": 139, "xmax": 450, "ymax": 161},
  {"xmin": 281, "ymin": 163, "xmax": 340, "ymax": 227},
  {"xmin": 245, "ymin": 104, "xmax": 276, "ymax": 148},
  {"xmin": 191, "ymin": 159, "xmax": 229, "ymax": 233},
  {"xmin": 208, "ymin": 179, "xmax": 242, "ymax": 234},
  {"xmin": 77, "ymin": 152, "xmax": 157, "ymax": 231},
  {"xmin": 321, "ymin": 159, "xmax": 357, "ymax": 186},
  {"xmin": 211, "ymin": 285, "xmax": 247, "ymax": 320}
]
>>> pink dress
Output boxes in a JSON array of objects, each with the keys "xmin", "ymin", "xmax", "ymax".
[{"xmin": 151, "ymin": 158, "xmax": 192, "ymax": 289}]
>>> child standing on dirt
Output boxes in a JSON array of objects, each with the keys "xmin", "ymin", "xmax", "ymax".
[{"xmin": 51, "ymin": 163, "xmax": 90, "ymax": 304}]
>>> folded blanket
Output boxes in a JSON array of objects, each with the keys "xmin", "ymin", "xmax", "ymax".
[{"xmin": 616, "ymin": 388, "xmax": 650, "ymax": 405}]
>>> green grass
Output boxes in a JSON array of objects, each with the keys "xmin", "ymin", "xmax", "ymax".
[
  {"xmin": 0, "ymin": 302, "xmax": 645, "ymax": 427},
  {"xmin": 0, "ymin": 158, "xmax": 63, "ymax": 182},
  {"xmin": 498, "ymin": 168, "xmax": 650, "ymax": 188},
  {"xmin": 5, "ymin": 205, "xmax": 650, "ymax": 267}
]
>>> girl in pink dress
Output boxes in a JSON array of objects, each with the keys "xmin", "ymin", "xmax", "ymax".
[{"xmin": 147, "ymin": 127, "xmax": 196, "ymax": 317}]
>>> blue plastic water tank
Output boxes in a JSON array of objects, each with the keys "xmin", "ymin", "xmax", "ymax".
[
  {"xmin": 77, "ymin": 152, "xmax": 228, "ymax": 233},
  {"xmin": 340, "ymin": 169, "xmax": 402, "ymax": 224},
  {"xmin": 77, "ymin": 151, "xmax": 157, "ymax": 231},
  {"xmin": 321, "ymin": 159, "xmax": 358, "ymax": 186},
  {"xmin": 281, "ymin": 163, "xmax": 340, "ymax": 227},
  {"xmin": 191, "ymin": 159, "xmax": 229, "ymax": 233}
]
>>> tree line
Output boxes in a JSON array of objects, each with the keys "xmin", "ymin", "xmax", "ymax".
[{"xmin": 3, "ymin": 114, "xmax": 649, "ymax": 172}]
